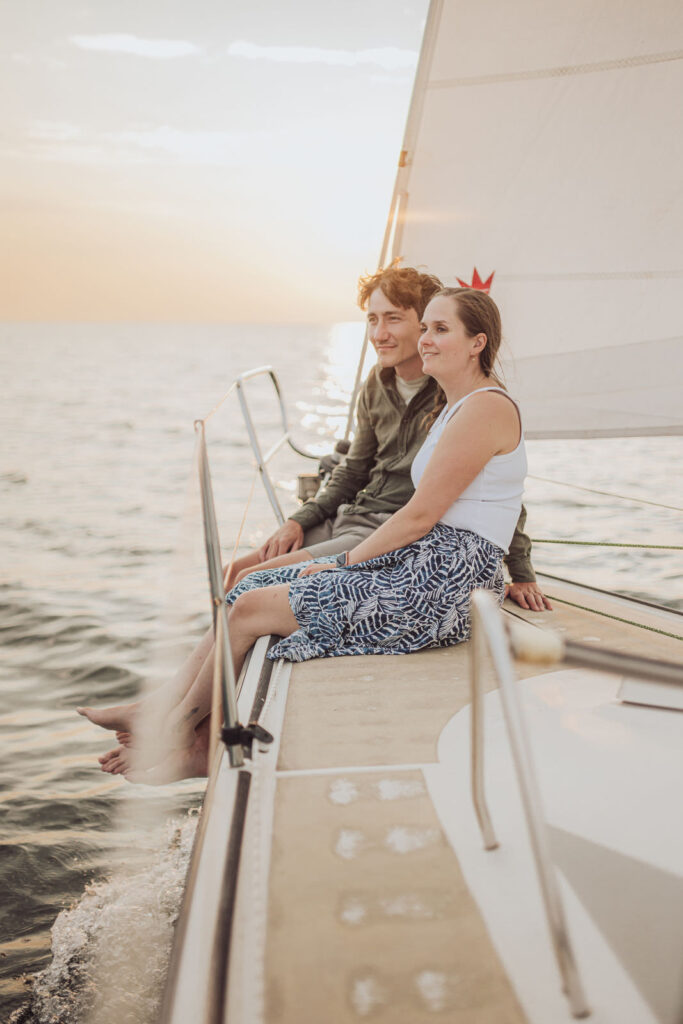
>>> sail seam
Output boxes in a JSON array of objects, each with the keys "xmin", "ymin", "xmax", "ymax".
[
  {"xmin": 497, "ymin": 271, "xmax": 683, "ymax": 281},
  {"xmin": 430, "ymin": 49, "xmax": 683, "ymax": 89}
]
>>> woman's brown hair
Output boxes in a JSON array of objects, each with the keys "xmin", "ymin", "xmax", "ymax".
[{"xmin": 422, "ymin": 287, "xmax": 505, "ymax": 428}]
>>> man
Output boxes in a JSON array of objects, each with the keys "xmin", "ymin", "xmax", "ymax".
[
  {"xmin": 89, "ymin": 266, "xmax": 548, "ymax": 783},
  {"xmin": 227, "ymin": 264, "xmax": 549, "ymax": 610}
]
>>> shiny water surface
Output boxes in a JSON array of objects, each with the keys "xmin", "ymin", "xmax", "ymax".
[{"xmin": 1, "ymin": 323, "xmax": 681, "ymax": 1022}]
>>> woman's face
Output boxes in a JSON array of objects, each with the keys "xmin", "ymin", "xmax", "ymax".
[{"xmin": 418, "ymin": 296, "xmax": 485, "ymax": 380}]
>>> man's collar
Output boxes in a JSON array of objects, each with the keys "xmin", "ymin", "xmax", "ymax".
[{"xmin": 378, "ymin": 365, "xmax": 434, "ymax": 391}]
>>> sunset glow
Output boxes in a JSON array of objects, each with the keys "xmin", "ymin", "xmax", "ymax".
[{"xmin": 1, "ymin": 2, "xmax": 427, "ymax": 322}]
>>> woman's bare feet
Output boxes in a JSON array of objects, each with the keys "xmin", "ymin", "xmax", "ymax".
[
  {"xmin": 98, "ymin": 746, "xmax": 132, "ymax": 774},
  {"xmin": 98, "ymin": 743, "xmax": 159, "ymax": 773},
  {"xmin": 77, "ymin": 701, "xmax": 142, "ymax": 734},
  {"xmin": 124, "ymin": 722, "xmax": 211, "ymax": 785}
]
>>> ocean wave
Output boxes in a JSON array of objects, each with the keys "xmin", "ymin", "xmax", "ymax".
[{"xmin": 10, "ymin": 812, "xmax": 198, "ymax": 1024}]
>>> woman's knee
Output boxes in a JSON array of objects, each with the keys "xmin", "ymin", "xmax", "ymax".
[{"xmin": 229, "ymin": 590, "xmax": 263, "ymax": 625}]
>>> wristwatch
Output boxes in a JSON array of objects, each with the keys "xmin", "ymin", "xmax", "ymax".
[{"xmin": 335, "ymin": 551, "xmax": 349, "ymax": 568}]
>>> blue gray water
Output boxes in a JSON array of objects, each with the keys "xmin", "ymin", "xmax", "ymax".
[{"xmin": 1, "ymin": 323, "xmax": 681, "ymax": 1022}]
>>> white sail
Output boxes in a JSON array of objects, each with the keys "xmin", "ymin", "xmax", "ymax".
[{"xmin": 387, "ymin": 0, "xmax": 683, "ymax": 438}]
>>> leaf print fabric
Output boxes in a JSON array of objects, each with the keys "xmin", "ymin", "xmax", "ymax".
[{"xmin": 226, "ymin": 523, "xmax": 504, "ymax": 663}]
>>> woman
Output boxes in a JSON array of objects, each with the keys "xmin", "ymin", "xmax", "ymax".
[{"xmin": 81, "ymin": 288, "xmax": 525, "ymax": 780}]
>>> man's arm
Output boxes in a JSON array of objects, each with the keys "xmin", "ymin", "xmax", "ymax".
[
  {"xmin": 258, "ymin": 381, "xmax": 379, "ymax": 560},
  {"xmin": 504, "ymin": 506, "xmax": 552, "ymax": 611},
  {"xmin": 291, "ymin": 382, "xmax": 378, "ymax": 530}
]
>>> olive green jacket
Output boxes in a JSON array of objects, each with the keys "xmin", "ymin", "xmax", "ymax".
[{"xmin": 290, "ymin": 367, "xmax": 535, "ymax": 582}]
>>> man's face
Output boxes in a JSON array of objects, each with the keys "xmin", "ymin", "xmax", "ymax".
[{"xmin": 367, "ymin": 288, "xmax": 424, "ymax": 380}]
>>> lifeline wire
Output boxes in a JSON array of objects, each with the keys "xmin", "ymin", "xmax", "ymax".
[
  {"xmin": 528, "ymin": 474, "xmax": 683, "ymax": 512},
  {"xmin": 544, "ymin": 595, "xmax": 683, "ymax": 642},
  {"xmin": 531, "ymin": 539, "xmax": 682, "ymax": 551}
]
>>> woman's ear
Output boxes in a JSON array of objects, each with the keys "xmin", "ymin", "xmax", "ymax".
[{"xmin": 471, "ymin": 332, "xmax": 487, "ymax": 355}]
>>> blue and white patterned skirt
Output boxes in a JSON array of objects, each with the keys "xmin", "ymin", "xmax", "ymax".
[{"xmin": 226, "ymin": 522, "xmax": 504, "ymax": 663}]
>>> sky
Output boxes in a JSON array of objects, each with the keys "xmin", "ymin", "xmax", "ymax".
[{"xmin": 1, "ymin": 0, "xmax": 428, "ymax": 321}]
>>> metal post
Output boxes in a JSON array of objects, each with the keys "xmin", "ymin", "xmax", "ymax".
[
  {"xmin": 234, "ymin": 381, "xmax": 285, "ymax": 525},
  {"xmin": 469, "ymin": 590, "xmax": 590, "ymax": 1019},
  {"xmin": 195, "ymin": 420, "xmax": 244, "ymax": 768},
  {"xmin": 469, "ymin": 609, "xmax": 499, "ymax": 850}
]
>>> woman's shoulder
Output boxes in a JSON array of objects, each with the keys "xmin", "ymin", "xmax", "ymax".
[
  {"xmin": 442, "ymin": 389, "xmax": 521, "ymax": 450},
  {"xmin": 445, "ymin": 387, "xmax": 519, "ymax": 422}
]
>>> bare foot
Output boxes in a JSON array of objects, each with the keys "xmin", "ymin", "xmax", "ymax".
[
  {"xmin": 77, "ymin": 701, "xmax": 141, "ymax": 734},
  {"xmin": 116, "ymin": 731, "xmax": 133, "ymax": 747},
  {"xmin": 99, "ymin": 746, "xmax": 132, "ymax": 774},
  {"xmin": 160, "ymin": 707, "xmax": 201, "ymax": 753},
  {"xmin": 124, "ymin": 723, "xmax": 210, "ymax": 785}
]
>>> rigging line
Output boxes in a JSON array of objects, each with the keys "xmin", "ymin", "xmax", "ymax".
[
  {"xmin": 531, "ymin": 539, "xmax": 682, "ymax": 551},
  {"xmin": 223, "ymin": 468, "xmax": 259, "ymax": 589},
  {"xmin": 544, "ymin": 595, "xmax": 683, "ymax": 642},
  {"xmin": 199, "ymin": 381, "xmax": 238, "ymax": 426},
  {"xmin": 528, "ymin": 476, "xmax": 683, "ymax": 512}
]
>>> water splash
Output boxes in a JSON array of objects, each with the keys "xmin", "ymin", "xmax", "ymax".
[{"xmin": 11, "ymin": 812, "xmax": 198, "ymax": 1024}]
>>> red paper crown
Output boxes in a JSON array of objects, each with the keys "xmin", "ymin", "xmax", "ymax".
[{"xmin": 456, "ymin": 267, "xmax": 495, "ymax": 293}]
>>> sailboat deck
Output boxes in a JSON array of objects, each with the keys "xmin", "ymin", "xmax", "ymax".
[{"xmin": 262, "ymin": 578, "xmax": 681, "ymax": 1023}]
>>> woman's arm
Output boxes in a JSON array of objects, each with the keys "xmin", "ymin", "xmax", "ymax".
[{"xmin": 343, "ymin": 391, "xmax": 519, "ymax": 565}]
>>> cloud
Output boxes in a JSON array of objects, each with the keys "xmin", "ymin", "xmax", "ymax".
[
  {"xmin": 227, "ymin": 40, "xmax": 417, "ymax": 71},
  {"xmin": 29, "ymin": 121, "xmax": 83, "ymax": 142},
  {"xmin": 20, "ymin": 121, "xmax": 270, "ymax": 167},
  {"xmin": 106, "ymin": 126, "xmax": 259, "ymax": 164},
  {"xmin": 70, "ymin": 34, "xmax": 201, "ymax": 58}
]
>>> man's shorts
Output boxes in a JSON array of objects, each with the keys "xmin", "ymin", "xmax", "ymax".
[{"xmin": 302, "ymin": 505, "xmax": 392, "ymax": 558}]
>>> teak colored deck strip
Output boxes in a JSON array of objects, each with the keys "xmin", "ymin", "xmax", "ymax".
[
  {"xmin": 265, "ymin": 769, "xmax": 527, "ymax": 1024},
  {"xmin": 262, "ymin": 584, "xmax": 679, "ymax": 1022}
]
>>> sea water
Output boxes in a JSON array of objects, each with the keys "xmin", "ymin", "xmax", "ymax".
[{"xmin": 1, "ymin": 323, "xmax": 681, "ymax": 1022}]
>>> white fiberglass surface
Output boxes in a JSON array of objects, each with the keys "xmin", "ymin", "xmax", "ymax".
[{"xmin": 424, "ymin": 669, "xmax": 683, "ymax": 1024}]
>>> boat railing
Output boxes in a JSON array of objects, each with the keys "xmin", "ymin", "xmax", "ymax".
[
  {"xmin": 194, "ymin": 418, "xmax": 245, "ymax": 767},
  {"xmin": 470, "ymin": 590, "xmax": 683, "ymax": 1018},
  {"xmin": 232, "ymin": 365, "xmax": 320, "ymax": 524},
  {"xmin": 469, "ymin": 589, "xmax": 590, "ymax": 1018}
]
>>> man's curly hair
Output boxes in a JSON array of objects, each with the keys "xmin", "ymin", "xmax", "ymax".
[{"xmin": 357, "ymin": 259, "xmax": 442, "ymax": 319}]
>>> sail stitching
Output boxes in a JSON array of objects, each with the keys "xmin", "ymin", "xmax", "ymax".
[
  {"xmin": 498, "ymin": 271, "xmax": 683, "ymax": 281},
  {"xmin": 430, "ymin": 49, "xmax": 683, "ymax": 89}
]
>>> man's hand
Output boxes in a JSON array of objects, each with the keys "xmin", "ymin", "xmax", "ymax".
[
  {"xmin": 505, "ymin": 581, "xmax": 553, "ymax": 612},
  {"xmin": 298, "ymin": 563, "xmax": 336, "ymax": 578},
  {"xmin": 258, "ymin": 520, "xmax": 304, "ymax": 561}
]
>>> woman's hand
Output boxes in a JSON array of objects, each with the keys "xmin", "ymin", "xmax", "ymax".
[{"xmin": 298, "ymin": 563, "xmax": 336, "ymax": 578}]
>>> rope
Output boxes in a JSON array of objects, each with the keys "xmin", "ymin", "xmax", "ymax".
[
  {"xmin": 545, "ymin": 594, "xmax": 683, "ymax": 642},
  {"xmin": 200, "ymin": 381, "xmax": 238, "ymax": 425},
  {"xmin": 531, "ymin": 539, "xmax": 683, "ymax": 551},
  {"xmin": 528, "ymin": 475, "xmax": 683, "ymax": 513},
  {"xmin": 223, "ymin": 469, "xmax": 259, "ymax": 588}
]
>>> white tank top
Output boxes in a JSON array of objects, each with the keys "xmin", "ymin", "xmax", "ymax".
[{"xmin": 410, "ymin": 387, "xmax": 527, "ymax": 552}]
